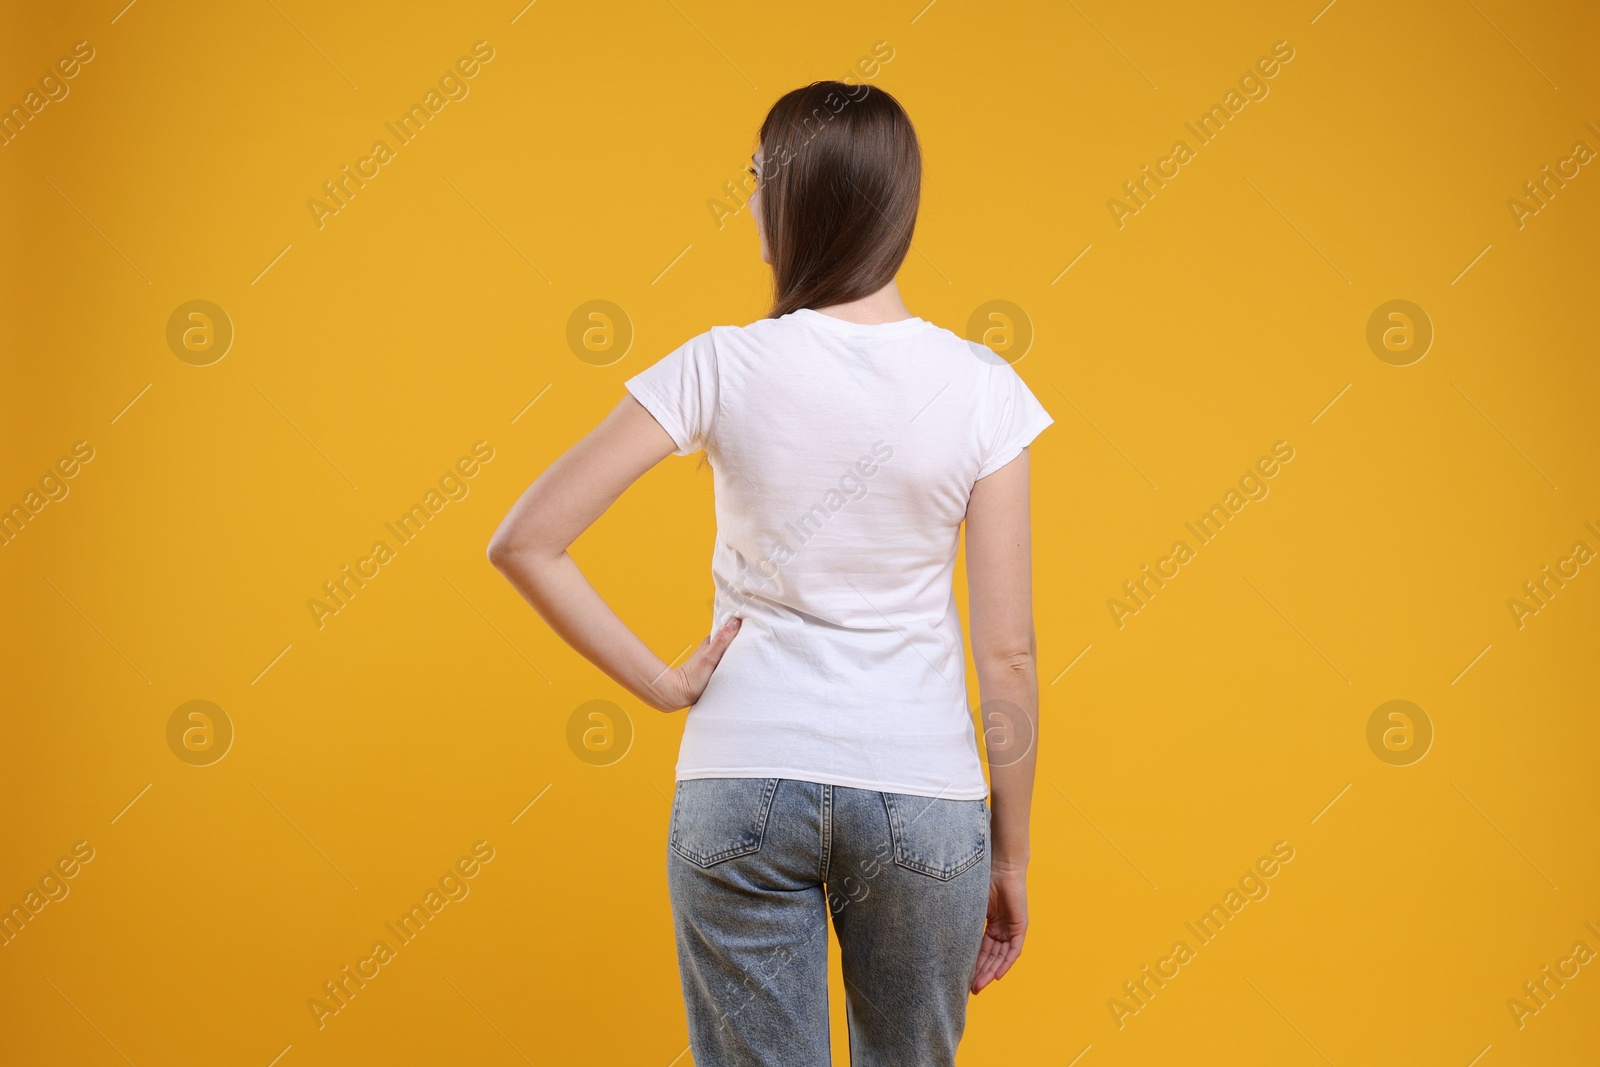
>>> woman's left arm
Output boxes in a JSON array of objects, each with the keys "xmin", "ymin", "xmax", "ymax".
[{"xmin": 486, "ymin": 395, "xmax": 741, "ymax": 712}]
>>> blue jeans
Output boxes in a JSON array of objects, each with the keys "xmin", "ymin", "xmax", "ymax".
[{"xmin": 667, "ymin": 777, "xmax": 991, "ymax": 1066}]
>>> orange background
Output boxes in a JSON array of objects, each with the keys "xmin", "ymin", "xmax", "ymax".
[{"xmin": 2, "ymin": 1, "xmax": 1597, "ymax": 1064}]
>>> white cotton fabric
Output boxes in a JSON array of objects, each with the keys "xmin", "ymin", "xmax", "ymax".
[{"xmin": 624, "ymin": 307, "xmax": 1054, "ymax": 800}]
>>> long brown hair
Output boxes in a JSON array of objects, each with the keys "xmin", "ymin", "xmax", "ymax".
[{"xmin": 756, "ymin": 82, "xmax": 921, "ymax": 318}]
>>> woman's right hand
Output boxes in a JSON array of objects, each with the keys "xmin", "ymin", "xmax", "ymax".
[
  {"xmin": 649, "ymin": 616, "xmax": 742, "ymax": 711},
  {"xmin": 971, "ymin": 858, "xmax": 1029, "ymax": 994}
]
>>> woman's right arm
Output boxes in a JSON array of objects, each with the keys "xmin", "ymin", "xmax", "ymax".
[
  {"xmin": 486, "ymin": 395, "xmax": 740, "ymax": 712},
  {"xmin": 963, "ymin": 446, "xmax": 1039, "ymax": 993}
]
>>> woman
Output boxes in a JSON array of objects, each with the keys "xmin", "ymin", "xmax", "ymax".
[{"xmin": 488, "ymin": 81, "xmax": 1052, "ymax": 1065}]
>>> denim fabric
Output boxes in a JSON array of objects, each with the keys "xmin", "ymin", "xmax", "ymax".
[{"xmin": 667, "ymin": 777, "xmax": 991, "ymax": 1066}]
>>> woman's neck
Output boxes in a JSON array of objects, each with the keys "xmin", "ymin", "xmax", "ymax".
[{"xmin": 812, "ymin": 280, "xmax": 914, "ymax": 325}]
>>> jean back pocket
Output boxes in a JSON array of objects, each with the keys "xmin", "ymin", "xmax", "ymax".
[
  {"xmin": 669, "ymin": 777, "xmax": 780, "ymax": 868},
  {"xmin": 881, "ymin": 792, "xmax": 988, "ymax": 881}
]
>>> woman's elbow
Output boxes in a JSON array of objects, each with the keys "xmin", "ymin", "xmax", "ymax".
[
  {"xmin": 487, "ymin": 521, "xmax": 560, "ymax": 572},
  {"xmin": 975, "ymin": 631, "xmax": 1037, "ymax": 676},
  {"xmin": 486, "ymin": 535, "xmax": 511, "ymax": 570},
  {"xmin": 486, "ymin": 523, "xmax": 529, "ymax": 570},
  {"xmin": 990, "ymin": 649, "xmax": 1037, "ymax": 679}
]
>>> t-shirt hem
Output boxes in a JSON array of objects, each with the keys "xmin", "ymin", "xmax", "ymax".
[
  {"xmin": 976, "ymin": 410, "xmax": 1055, "ymax": 480},
  {"xmin": 674, "ymin": 764, "xmax": 990, "ymax": 801},
  {"xmin": 624, "ymin": 380, "xmax": 695, "ymax": 455}
]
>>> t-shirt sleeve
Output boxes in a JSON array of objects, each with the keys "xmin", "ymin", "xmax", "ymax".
[
  {"xmin": 623, "ymin": 331, "xmax": 719, "ymax": 456},
  {"xmin": 975, "ymin": 362, "xmax": 1055, "ymax": 480}
]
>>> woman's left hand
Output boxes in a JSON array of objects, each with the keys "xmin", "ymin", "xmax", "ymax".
[
  {"xmin": 971, "ymin": 858, "xmax": 1029, "ymax": 994},
  {"xmin": 651, "ymin": 616, "xmax": 742, "ymax": 711}
]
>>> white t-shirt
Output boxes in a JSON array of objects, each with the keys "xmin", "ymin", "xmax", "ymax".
[{"xmin": 624, "ymin": 307, "xmax": 1054, "ymax": 800}]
